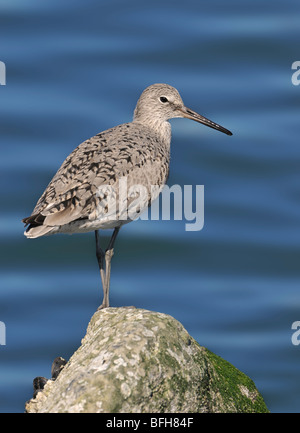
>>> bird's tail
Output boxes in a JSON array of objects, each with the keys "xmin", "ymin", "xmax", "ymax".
[
  {"xmin": 24, "ymin": 224, "xmax": 57, "ymax": 239},
  {"xmin": 22, "ymin": 214, "xmax": 57, "ymax": 239}
]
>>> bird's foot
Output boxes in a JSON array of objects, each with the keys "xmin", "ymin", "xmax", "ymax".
[{"xmin": 97, "ymin": 303, "xmax": 110, "ymax": 311}]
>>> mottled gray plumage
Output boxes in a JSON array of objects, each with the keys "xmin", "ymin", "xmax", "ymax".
[{"xmin": 22, "ymin": 83, "xmax": 232, "ymax": 309}]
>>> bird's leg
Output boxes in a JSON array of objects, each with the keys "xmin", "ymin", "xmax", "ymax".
[
  {"xmin": 96, "ymin": 228, "xmax": 120, "ymax": 310},
  {"xmin": 104, "ymin": 227, "xmax": 120, "ymax": 305},
  {"xmin": 95, "ymin": 230, "xmax": 106, "ymax": 307}
]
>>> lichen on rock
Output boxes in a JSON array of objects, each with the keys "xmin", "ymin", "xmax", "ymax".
[{"xmin": 25, "ymin": 307, "xmax": 269, "ymax": 413}]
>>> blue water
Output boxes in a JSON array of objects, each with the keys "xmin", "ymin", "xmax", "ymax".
[{"xmin": 0, "ymin": 0, "xmax": 300, "ymax": 413}]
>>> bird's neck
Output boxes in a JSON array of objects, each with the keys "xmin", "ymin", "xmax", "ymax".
[{"xmin": 133, "ymin": 117, "xmax": 171, "ymax": 146}]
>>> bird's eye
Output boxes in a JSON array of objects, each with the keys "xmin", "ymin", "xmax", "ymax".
[{"xmin": 160, "ymin": 96, "xmax": 168, "ymax": 103}]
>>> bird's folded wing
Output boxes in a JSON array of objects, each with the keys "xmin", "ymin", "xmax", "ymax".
[{"xmin": 23, "ymin": 125, "xmax": 156, "ymax": 227}]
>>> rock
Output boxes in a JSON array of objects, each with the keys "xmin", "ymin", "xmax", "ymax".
[
  {"xmin": 32, "ymin": 376, "xmax": 48, "ymax": 398},
  {"xmin": 51, "ymin": 356, "xmax": 67, "ymax": 380},
  {"xmin": 25, "ymin": 307, "xmax": 269, "ymax": 413}
]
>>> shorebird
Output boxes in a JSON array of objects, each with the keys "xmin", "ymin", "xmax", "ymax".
[{"xmin": 22, "ymin": 83, "xmax": 232, "ymax": 310}]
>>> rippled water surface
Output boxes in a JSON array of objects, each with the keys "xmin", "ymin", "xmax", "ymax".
[{"xmin": 0, "ymin": 0, "xmax": 300, "ymax": 413}]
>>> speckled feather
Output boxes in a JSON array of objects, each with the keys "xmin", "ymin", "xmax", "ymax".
[
  {"xmin": 23, "ymin": 83, "xmax": 231, "ymax": 239},
  {"xmin": 23, "ymin": 123, "xmax": 170, "ymax": 235}
]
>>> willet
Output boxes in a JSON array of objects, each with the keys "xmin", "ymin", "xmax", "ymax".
[{"xmin": 22, "ymin": 83, "xmax": 232, "ymax": 310}]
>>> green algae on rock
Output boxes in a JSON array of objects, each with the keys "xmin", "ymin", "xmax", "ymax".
[{"xmin": 25, "ymin": 307, "xmax": 269, "ymax": 413}]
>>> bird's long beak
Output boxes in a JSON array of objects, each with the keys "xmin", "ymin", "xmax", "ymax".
[{"xmin": 180, "ymin": 106, "xmax": 232, "ymax": 136}]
